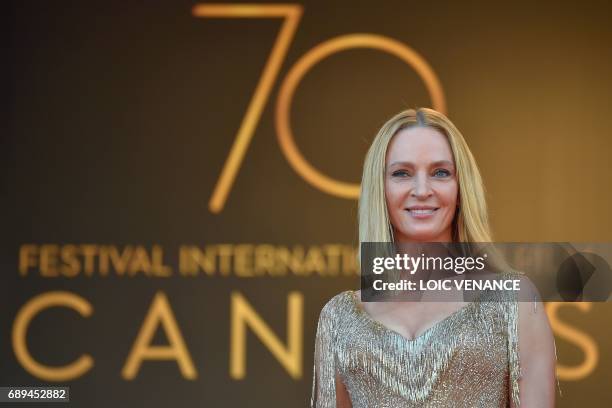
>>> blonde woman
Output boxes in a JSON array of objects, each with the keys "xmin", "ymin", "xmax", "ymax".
[{"xmin": 310, "ymin": 109, "xmax": 557, "ymax": 407}]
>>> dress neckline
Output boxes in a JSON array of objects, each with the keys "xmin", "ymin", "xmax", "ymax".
[{"xmin": 347, "ymin": 289, "xmax": 480, "ymax": 343}]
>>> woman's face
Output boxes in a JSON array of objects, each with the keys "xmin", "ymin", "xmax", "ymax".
[{"xmin": 385, "ymin": 126, "xmax": 459, "ymax": 242}]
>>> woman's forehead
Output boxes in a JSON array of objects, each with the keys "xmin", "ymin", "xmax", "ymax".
[{"xmin": 386, "ymin": 126, "xmax": 454, "ymax": 163}]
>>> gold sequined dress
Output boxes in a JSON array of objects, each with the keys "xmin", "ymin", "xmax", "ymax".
[{"xmin": 310, "ymin": 288, "xmax": 521, "ymax": 407}]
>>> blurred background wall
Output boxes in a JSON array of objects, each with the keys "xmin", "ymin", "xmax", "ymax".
[{"xmin": 3, "ymin": 0, "xmax": 611, "ymax": 406}]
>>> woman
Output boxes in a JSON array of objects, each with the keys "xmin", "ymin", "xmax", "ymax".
[{"xmin": 310, "ymin": 108, "xmax": 557, "ymax": 407}]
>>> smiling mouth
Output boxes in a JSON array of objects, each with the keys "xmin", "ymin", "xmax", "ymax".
[{"xmin": 405, "ymin": 208, "xmax": 439, "ymax": 216}]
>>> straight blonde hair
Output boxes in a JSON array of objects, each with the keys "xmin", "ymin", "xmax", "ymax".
[{"xmin": 358, "ymin": 108, "xmax": 492, "ymax": 245}]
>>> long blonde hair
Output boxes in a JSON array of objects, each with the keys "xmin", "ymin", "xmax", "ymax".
[{"xmin": 358, "ymin": 108, "xmax": 492, "ymax": 244}]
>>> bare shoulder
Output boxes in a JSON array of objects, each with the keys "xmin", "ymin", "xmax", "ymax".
[
  {"xmin": 514, "ymin": 281, "xmax": 557, "ymax": 407},
  {"xmin": 516, "ymin": 286, "xmax": 552, "ymax": 340}
]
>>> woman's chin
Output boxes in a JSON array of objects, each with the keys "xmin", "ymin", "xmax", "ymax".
[{"xmin": 397, "ymin": 229, "xmax": 449, "ymax": 243}]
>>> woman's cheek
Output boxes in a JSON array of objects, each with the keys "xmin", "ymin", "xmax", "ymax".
[
  {"xmin": 438, "ymin": 182, "xmax": 458, "ymax": 206},
  {"xmin": 385, "ymin": 185, "xmax": 400, "ymax": 208}
]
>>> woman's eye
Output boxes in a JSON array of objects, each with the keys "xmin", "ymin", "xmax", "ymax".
[
  {"xmin": 433, "ymin": 169, "xmax": 451, "ymax": 177},
  {"xmin": 391, "ymin": 170, "xmax": 410, "ymax": 177}
]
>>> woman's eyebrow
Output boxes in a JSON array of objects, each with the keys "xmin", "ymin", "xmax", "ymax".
[
  {"xmin": 387, "ymin": 161, "xmax": 414, "ymax": 168},
  {"xmin": 431, "ymin": 160, "xmax": 455, "ymax": 168}
]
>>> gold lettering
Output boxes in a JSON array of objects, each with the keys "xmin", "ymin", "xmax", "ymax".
[
  {"xmin": 19, "ymin": 244, "xmax": 38, "ymax": 276},
  {"xmin": 12, "ymin": 291, "xmax": 94, "ymax": 381},
  {"xmin": 122, "ymin": 291, "xmax": 196, "ymax": 379},
  {"xmin": 193, "ymin": 4, "xmax": 303, "ymax": 213},
  {"xmin": 546, "ymin": 302, "xmax": 599, "ymax": 381},
  {"xmin": 303, "ymin": 247, "xmax": 326, "ymax": 276},
  {"xmin": 230, "ymin": 291, "xmax": 303, "ymax": 379},
  {"xmin": 322, "ymin": 245, "xmax": 341, "ymax": 276},
  {"xmin": 218, "ymin": 244, "xmax": 233, "ymax": 276},
  {"xmin": 151, "ymin": 245, "xmax": 172, "ymax": 277},
  {"xmin": 60, "ymin": 244, "xmax": 80, "ymax": 277},
  {"xmin": 179, "ymin": 245, "xmax": 216, "ymax": 276},
  {"xmin": 80, "ymin": 245, "xmax": 98, "ymax": 276},
  {"xmin": 254, "ymin": 244, "xmax": 276, "ymax": 276},
  {"xmin": 129, "ymin": 246, "xmax": 152, "ymax": 276},
  {"xmin": 234, "ymin": 244, "xmax": 254, "ymax": 277},
  {"xmin": 343, "ymin": 245, "xmax": 358, "ymax": 276},
  {"xmin": 40, "ymin": 244, "xmax": 59, "ymax": 277}
]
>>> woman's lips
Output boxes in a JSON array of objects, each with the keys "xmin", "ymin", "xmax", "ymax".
[{"xmin": 405, "ymin": 208, "xmax": 439, "ymax": 219}]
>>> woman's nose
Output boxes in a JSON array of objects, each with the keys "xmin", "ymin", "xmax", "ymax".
[{"xmin": 411, "ymin": 174, "xmax": 433, "ymax": 198}]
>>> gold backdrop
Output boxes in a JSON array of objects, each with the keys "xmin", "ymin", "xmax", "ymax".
[{"xmin": 3, "ymin": 0, "xmax": 611, "ymax": 406}]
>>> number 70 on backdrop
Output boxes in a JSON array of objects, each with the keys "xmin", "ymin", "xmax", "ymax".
[{"xmin": 192, "ymin": 3, "xmax": 447, "ymax": 213}]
